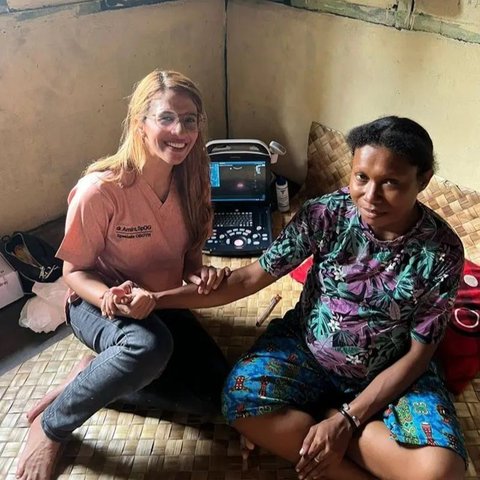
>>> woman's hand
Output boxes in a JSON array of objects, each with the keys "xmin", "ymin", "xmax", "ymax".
[
  {"xmin": 114, "ymin": 287, "xmax": 156, "ymax": 320},
  {"xmin": 100, "ymin": 280, "xmax": 134, "ymax": 319},
  {"xmin": 101, "ymin": 281, "xmax": 155, "ymax": 320},
  {"xmin": 185, "ymin": 265, "xmax": 231, "ymax": 294},
  {"xmin": 295, "ymin": 413, "xmax": 353, "ymax": 479}
]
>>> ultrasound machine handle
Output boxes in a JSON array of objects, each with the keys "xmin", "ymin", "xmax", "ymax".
[
  {"xmin": 206, "ymin": 139, "xmax": 286, "ymax": 164},
  {"xmin": 206, "ymin": 139, "xmax": 270, "ymax": 156}
]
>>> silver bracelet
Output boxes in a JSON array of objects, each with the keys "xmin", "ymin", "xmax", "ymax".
[
  {"xmin": 342, "ymin": 402, "xmax": 361, "ymax": 428},
  {"xmin": 338, "ymin": 408, "xmax": 357, "ymax": 431}
]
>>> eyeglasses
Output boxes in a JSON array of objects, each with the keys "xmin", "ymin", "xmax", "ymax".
[{"xmin": 146, "ymin": 111, "xmax": 201, "ymax": 132}]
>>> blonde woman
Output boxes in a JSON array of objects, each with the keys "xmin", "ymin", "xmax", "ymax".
[{"xmin": 17, "ymin": 70, "xmax": 230, "ymax": 480}]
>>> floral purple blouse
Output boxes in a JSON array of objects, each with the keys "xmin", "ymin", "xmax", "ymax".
[{"xmin": 259, "ymin": 188, "xmax": 464, "ymax": 381}]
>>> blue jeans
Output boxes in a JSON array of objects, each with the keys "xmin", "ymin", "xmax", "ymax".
[{"xmin": 41, "ymin": 299, "xmax": 228, "ymax": 443}]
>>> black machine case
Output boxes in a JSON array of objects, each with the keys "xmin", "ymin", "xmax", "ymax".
[{"xmin": 203, "ymin": 139, "xmax": 274, "ymax": 256}]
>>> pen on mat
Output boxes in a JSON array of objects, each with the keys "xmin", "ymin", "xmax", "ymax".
[{"xmin": 256, "ymin": 294, "xmax": 282, "ymax": 327}]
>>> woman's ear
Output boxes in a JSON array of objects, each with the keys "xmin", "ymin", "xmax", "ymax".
[
  {"xmin": 419, "ymin": 170, "xmax": 434, "ymax": 190},
  {"xmin": 133, "ymin": 117, "xmax": 144, "ymax": 138}
]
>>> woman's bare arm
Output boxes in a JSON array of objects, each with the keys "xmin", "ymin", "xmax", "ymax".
[
  {"xmin": 153, "ymin": 260, "xmax": 277, "ymax": 309},
  {"xmin": 344, "ymin": 339, "xmax": 437, "ymax": 425},
  {"xmin": 62, "ymin": 261, "xmax": 110, "ymax": 308}
]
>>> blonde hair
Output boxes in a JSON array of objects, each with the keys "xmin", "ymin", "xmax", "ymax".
[{"xmin": 85, "ymin": 69, "xmax": 213, "ymax": 249}]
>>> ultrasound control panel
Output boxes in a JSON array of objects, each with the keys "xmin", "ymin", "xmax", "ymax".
[
  {"xmin": 203, "ymin": 209, "xmax": 272, "ymax": 256},
  {"xmin": 203, "ymin": 141, "xmax": 273, "ymax": 256}
]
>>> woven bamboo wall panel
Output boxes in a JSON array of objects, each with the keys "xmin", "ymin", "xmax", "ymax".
[
  {"xmin": 298, "ymin": 122, "xmax": 352, "ymax": 202},
  {"xmin": 418, "ymin": 176, "xmax": 480, "ymax": 264}
]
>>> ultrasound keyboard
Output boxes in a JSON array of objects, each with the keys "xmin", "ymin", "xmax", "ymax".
[
  {"xmin": 203, "ymin": 208, "xmax": 272, "ymax": 256},
  {"xmin": 214, "ymin": 211, "xmax": 253, "ymax": 228}
]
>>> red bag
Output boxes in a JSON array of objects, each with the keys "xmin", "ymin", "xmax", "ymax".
[{"xmin": 437, "ymin": 260, "xmax": 480, "ymax": 394}]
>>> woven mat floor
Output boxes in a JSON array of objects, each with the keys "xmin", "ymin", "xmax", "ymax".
[{"xmin": 1, "ymin": 253, "xmax": 479, "ymax": 479}]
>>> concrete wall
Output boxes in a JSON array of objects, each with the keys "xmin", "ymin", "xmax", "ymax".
[
  {"xmin": 2, "ymin": 0, "xmax": 480, "ymax": 234},
  {"xmin": 0, "ymin": 0, "xmax": 226, "ymax": 235},
  {"xmin": 227, "ymin": 1, "xmax": 480, "ymax": 188}
]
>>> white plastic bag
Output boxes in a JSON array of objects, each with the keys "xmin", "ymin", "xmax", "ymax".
[{"xmin": 19, "ymin": 277, "xmax": 68, "ymax": 333}]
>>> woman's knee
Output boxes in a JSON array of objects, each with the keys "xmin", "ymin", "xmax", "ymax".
[
  {"xmin": 410, "ymin": 449, "xmax": 465, "ymax": 480},
  {"xmin": 121, "ymin": 320, "xmax": 174, "ymax": 373},
  {"xmin": 350, "ymin": 420, "xmax": 466, "ymax": 480},
  {"xmin": 379, "ymin": 447, "xmax": 465, "ymax": 480}
]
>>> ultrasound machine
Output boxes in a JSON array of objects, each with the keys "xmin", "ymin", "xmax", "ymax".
[{"xmin": 203, "ymin": 139, "xmax": 285, "ymax": 256}]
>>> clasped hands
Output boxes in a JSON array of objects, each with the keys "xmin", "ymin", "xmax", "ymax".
[
  {"xmin": 101, "ymin": 281, "xmax": 154, "ymax": 320},
  {"xmin": 100, "ymin": 265, "xmax": 231, "ymax": 320}
]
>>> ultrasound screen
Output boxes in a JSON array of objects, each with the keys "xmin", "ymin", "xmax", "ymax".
[{"xmin": 210, "ymin": 160, "xmax": 267, "ymax": 202}]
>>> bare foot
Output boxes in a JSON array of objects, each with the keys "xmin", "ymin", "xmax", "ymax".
[
  {"xmin": 26, "ymin": 355, "xmax": 95, "ymax": 424},
  {"xmin": 16, "ymin": 415, "xmax": 61, "ymax": 480},
  {"xmin": 240, "ymin": 435, "xmax": 256, "ymax": 470}
]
